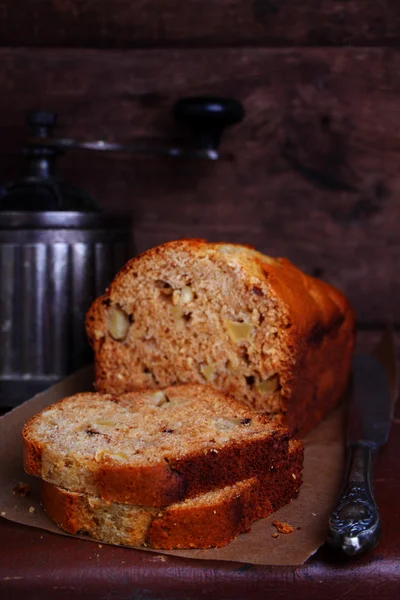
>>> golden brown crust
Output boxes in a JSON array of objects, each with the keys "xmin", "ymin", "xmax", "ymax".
[
  {"xmin": 85, "ymin": 295, "xmax": 108, "ymax": 352},
  {"xmin": 265, "ymin": 261, "xmax": 355, "ymax": 434},
  {"xmin": 22, "ymin": 437, "xmax": 43, "ymax": 476},
  {"xmin": 40, "ymin": 479, "xmax": 82, "ymax": 534},
  {"xmin": 149, "ymin": 439, "xmax": 303, "ymax": 549},
  {"xmin": 148, "ymin": 493, "xmax": 246, "ymax": 549},
  {"xmin": 94, "ymin": 429, "xmax": 290, "ymax": 505},
  {"xmin": 86, "ymin": 240, "xmax": 355, "ymax": 436},
  {"xmin": 94, "ymin": 461, "xmax": 186, "ymax": 506},
  {"xmin": 40, "ymin": 441, "xmax": 303, "ymax": 549}
]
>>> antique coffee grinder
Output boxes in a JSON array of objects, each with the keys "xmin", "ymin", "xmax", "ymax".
[{"xmin": 0, "ymin": 97, "xmax": 244, "ymax": 406}]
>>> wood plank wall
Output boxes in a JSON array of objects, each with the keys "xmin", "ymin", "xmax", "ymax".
[{"xmin": 0, "ymin": 1, "xmax": 399, "ymax": 354}]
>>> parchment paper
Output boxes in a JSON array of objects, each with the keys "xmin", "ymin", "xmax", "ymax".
[{"xmin": 0, "ymin": 366, "xmax": 345, "ymax": 566}]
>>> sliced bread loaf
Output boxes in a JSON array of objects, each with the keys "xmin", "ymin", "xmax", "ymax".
[
  {"xmin": 40, "ymin": 441, "xmax": 303, "ymax": 549},
  {"xmin": 86, "ymin": 240, "xmax": 355, "ymax": 436},
  {"xmin": 23, "ymin": 385, "xmax": 291, "ymax": 506}
]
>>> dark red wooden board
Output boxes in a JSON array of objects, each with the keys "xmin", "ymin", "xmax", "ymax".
[{"xmin": 0, "ymin": 0, "xmax": 398, "ymax": 48}]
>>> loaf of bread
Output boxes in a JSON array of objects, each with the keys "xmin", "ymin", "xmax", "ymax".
[
  {"xmin": 23, "ymin": 385, "xmax": 292, "ymax": 506},
  {"xmin": 86, "ymin": 240, "xmax": 355, "ymax": 436},
  {"xmin": 40, "ymin": 440, "xmax": 303, "ymax": 549}
]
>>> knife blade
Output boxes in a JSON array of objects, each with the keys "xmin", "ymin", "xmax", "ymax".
[{"xmin": 327, "ymin": 329, "xmax": 398, "ymax": 557}]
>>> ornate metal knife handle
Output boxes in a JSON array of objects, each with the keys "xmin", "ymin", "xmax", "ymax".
[{"xmin": 327, "ymin": 443, "xmax": 381, "ymax": 556}]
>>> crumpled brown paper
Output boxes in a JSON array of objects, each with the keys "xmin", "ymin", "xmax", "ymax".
[{"xmin": 0, "ymin": 366, "xmax": 345, "ymax": 566}]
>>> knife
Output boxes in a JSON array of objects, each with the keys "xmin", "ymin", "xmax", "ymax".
[{"xmin": 327, "ymin": 329, "xmax": 398, "ymax": 557}]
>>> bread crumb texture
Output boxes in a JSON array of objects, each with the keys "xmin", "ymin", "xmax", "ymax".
[
  {"xmin": 86, "ymin": 240, "xmax": 355, "ymax": 436},
  {"xmin": 273, "ymin": 520, "xmax": 294, "ymax": 534},
  {"xmin": 23, "ymin": 385, "xmax": 292, "ymax": 506},
  {"xmin": 13, "ymin": 482, "xmax": 31, "ymax": 496}
]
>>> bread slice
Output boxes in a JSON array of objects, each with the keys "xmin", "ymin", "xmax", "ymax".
[
  {"xmin": 86, "ymin": 240, "xmax": 355, "ymax": 436},
  {"xmin": 40, "ymin": 440, "xmax": 303, "ymax": 549},
  {"xmin": 23, "ymin": 385, "xmax": 291, "ymax": 506}
]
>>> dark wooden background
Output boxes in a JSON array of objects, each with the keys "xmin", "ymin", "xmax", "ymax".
[{"xmin": 0, "ymin": 1, "xmax": 399, "ymax": 354}]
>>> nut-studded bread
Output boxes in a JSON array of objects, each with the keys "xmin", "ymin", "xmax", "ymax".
[
  {"xmin": 40, "ymin": 440, "xmax": 303, "ymax": 549},
  {"xmin": 23, "ymin": 385, "xmax": 291, "ymax": 506},
  {"xmin": 86, "ymin": 240, "xmax": 355, "ymax": 436}
]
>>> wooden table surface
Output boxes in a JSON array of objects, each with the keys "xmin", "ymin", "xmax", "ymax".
[{"xmin": 1, "ymin": 401, "xmax": 399, "ymax": 600}]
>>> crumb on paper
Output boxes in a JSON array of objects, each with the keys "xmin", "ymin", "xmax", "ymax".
[
  {"xmin": 273, "ymin": 520, "xmax": 293, "ymax": 534},
  {"xmin": 312, "ymin": 512, "xmax": 317, "ymax": 516},
  {"xmin": 98, "ymin": 544, "xmax": 102, "ymax": 548},
  {"xmin": 271, "ymin": 532, "xmax": 279, "ymax": 539},
  {"xmin": 13, "ymin": 482, "xmax": 31, "ymax": 497},
  {"xmin": 1, "ymin": 511, "xmax": 6, "ymax": 517},
  {"xmin": 28, "ymin": 506, "xmax": 35, "ymax": 514}
]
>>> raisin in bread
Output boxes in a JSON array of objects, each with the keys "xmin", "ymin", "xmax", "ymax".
[
  {"xmin": 86, "ymin": 240, "xmax": 355, "ymax": 436},
  {"xmin": 23, "ymin": 385, "xmax": 291, "ymax": 506},
  {"xmin": 40, "ymin": 440, "xmax": 303, "ymax": 549}
]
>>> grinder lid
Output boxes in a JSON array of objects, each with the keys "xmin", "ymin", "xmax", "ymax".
[
  {"xmin": 0, "ymin": 211, "xmax": 132, "ymax": 230},
  {"xmin": 0, "ymin": 110, "xmax": 101, "ymax": 214}
]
